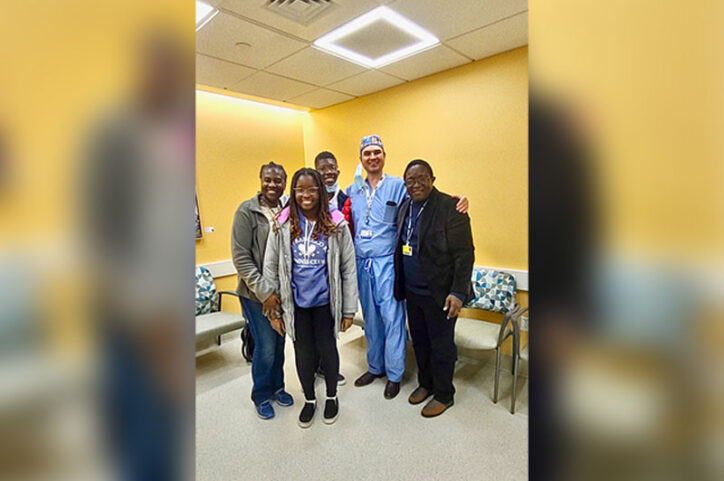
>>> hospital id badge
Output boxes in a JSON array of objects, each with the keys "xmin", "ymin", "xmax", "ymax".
[
  {"xmin": 360, "ymin": 229, "xmax": 373, "ymax": 239},
  {"xmin": 402, "ymin": 244, "xmax": 413, "ymax": 256}
]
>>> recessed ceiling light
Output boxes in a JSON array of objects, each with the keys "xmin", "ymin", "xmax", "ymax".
[
  {"xmin": 313, "ymin": 6, "xmax": 439, "ymax": 68},
  {"xmin": 196, "ymin": 1, "xmax": 219, "ymax": 32}
]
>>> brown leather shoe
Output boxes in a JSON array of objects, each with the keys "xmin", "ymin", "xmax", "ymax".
[
  {"xmin": 408, "ymin": 386, "xmax": 433, "ymax": 405},
  {"xmin": 421, "ymin": 399, "xmax": 454, "ymax": 417},
  {"xmin": 384, "ymin": 381, "xmax": 400, "ymax": 399},
  {"xmin": 354, "ymin": 371, "xmax": 384, "ymax": 387}
]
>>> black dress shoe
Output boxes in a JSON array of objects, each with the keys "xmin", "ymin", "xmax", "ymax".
[
  {"xmin": 384, "ymin": 381, "xmax": 400, "ymax": 399},
  {"xmin": 354, "ymin": 371, "xmax": 384, "ymax": 387}
]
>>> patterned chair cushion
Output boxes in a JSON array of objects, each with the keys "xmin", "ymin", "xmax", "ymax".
[
  {"xmin": 195, "ymin": 265, "xmax": 219, "ymax": 315},
  {"xmin": 465, "ymin": 268, "xmax": 516, "ymax": 314}
]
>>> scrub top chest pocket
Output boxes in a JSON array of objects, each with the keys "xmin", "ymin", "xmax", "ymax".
[{"xmin": 383, "ymin": 200, "xmax": 397, "ymax": 224}]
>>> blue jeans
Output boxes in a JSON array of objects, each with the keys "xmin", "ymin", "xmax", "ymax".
[{"xmin": 240, "ymin": 297, "xmax": 285, "ymax": 406}]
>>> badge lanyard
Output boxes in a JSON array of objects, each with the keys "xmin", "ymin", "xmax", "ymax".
[
  {"xmin": 405, "ymin": 200, "xmax": 428, "ymax": 246},
  {"xmin": 303, "ymin": 217, "xmax": 316, "ymax": 260},
  {"xmin": 363, "ymin": 174, "xmax": 386, "ymax": 225}
]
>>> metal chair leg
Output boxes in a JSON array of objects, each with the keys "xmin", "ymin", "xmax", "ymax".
[
  {"xmin": 494, "ymin": 345, "xmax": 502, "ymax": 403},
  {"xmin": 510, "ymin": 325, "xmax": 520, "ymax": 414},
  {"xmin": 511, "ymin": 352, "xmax": 519, "ymax": 414}
]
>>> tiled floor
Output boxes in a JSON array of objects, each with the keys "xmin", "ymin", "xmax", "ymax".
[{"xmin": 196, "ymin": 325, "xmax": 528, "ymax": 481}]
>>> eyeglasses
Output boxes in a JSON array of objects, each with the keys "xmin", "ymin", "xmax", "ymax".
[
  {"xmin": 293, "ymin": 187, "xmax": 320, "ymax": 195},
  {"xmin": 404, "ymin": 176, "xmax": 432, "ymax": 187}
]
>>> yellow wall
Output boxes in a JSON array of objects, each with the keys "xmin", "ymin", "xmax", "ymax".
[
  {"xmin": 196, "ymin": 47, "xmax": 528, "ymax": 317},
  {"xmin": 303, "ymin": 47, "xmax": 528, "ymax": 272},
  {"xmin": 302, "ymin": 47, "xmax": 529, "ymax": 317},
  {"xmin": 195, "ymin": 91, "xmax": 308, "ymax": 311}
]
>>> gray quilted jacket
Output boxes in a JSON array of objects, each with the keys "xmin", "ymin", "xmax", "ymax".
[
  {"xmin": 230, "ymin": 193, "xmax": 288, "ymax": 302},
  {"xmin": 262, "ymin": 207, "xmax": 358, "ymax": 341}
]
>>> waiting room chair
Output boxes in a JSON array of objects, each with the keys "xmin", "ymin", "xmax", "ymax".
[
  {"xmin": 195, "ymin": 266, "xmax": 246, "ymax": 353},
  {"xmin": 456, "ymin": 267, "xmax": 527, "ymax": 412}
]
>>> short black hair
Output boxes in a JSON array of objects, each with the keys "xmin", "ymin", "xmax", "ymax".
[
  {"xmin": 259, "ymin": 161, "xmax": 287, "ymax": 180},
  {"xmin": 314, "ymin": 151, "xmax": 337, "ymax": 167},
  {"xmin": 403, "ymin": 159, "xmax": 434, "ymax": 178}
]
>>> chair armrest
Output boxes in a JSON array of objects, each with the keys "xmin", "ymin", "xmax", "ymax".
[
  {"xmin": 510, "ymin": 306, "xmax": 529, "ymax": 336},
  {"xmin": 509, "ymin": 306, "xmax": 529, "ymax": 356},
  {"xmin": 496, "ymin": 304, "xmax": 521, "ymax": 347},
  {"xmin": 218, "ymin": 291, "xmax": 241, "ymax": 311}
]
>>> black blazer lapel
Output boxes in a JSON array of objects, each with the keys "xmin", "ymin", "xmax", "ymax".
[
  {"xmin": 396, "ymin": 197, "xmax": 411, "ymax": 244},
  {"xmin": 417, "ymin": 188, "xmax": 440, "ymax": 246}
]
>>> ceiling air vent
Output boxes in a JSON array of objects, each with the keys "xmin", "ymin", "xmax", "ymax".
[{"xmin": 265, "ymin": 0, "xmax": 334, "ymax": 26}]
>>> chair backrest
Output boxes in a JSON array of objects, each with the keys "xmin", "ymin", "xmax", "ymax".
[
  {"xmin": 195, "ymin": 265, "xmax": 219, "ymax": 315},
  {"xmin": 465, "ymin": 267, "xmax": 517, "ymax": 314}
]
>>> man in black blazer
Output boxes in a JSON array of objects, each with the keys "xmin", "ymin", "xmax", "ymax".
[{"xmin": 393, "ymin": 159, "xmax": 475, "ymax": 417}]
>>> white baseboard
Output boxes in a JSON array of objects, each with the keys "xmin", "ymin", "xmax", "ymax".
[
  {"xmin": 197, "ymin": 259, "xmax": 528, "ymax": 291},
  {"xmin": 198, "ymin": 259, "xmax": 237, "ymax": 278}
]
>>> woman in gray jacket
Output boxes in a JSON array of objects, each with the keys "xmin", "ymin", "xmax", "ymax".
[
  {"xmin": 262, "ymin": 168, "xmax": 358, "ymax": 428},
  {"xmin": 231, "ymin": 162, "xmax": 294, "ymax": 421}
]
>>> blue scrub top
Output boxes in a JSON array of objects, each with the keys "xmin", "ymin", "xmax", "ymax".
[{"xmin": 346, "ymin": 175, "xmax": 408, "ymax": 258}]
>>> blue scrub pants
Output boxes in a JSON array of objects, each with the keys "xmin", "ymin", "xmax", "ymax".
[{"xmin": 356, "ymin": 255, "xmax": 406, "ymax": 382}]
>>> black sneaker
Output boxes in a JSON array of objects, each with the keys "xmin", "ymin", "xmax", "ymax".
[
  {"xmin": 323, "ymin": 397, "xmax": 339, "ymax": 425},
  {"xmin": 298, "ymin": 401, "xmax": 316, "ymax": 428}
]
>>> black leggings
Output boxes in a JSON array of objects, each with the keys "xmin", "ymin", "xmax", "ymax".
[{"xmin": 293, "ymin": 304, "xmax": 339, "ymax": 400}]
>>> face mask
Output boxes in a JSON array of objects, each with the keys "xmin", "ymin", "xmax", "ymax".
[
  {"xmin": 353, "ymin": 162, "xmax": 364, "ymax": 189},
  {"xmin": 325, "ymin": 182, "xmax": 339, "ymax": 194}
]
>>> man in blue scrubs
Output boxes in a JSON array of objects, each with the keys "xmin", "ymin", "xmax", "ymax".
[
  {"xmin": 348, "ymin": 136, "xmax": 469, "ymax": 399},
  {"xmin": 347, "ymin": 135, "xmax": 408, "ymax": 399}
]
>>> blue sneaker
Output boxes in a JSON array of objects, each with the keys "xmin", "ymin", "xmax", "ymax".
[
  {"xmin": 256, "ymin": 400, "xmax": 275, "ymax": 420},
  {"xmin": 274, "ymin": 389, "xmax": 294, "ymax": 407}
]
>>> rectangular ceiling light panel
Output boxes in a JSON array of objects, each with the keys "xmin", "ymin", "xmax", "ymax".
[
  {"xmin": 313, "ymin": 6, "xmax": 439, "ymax": 68},
  {"xmin": 196, "ymin": 1, "xmax": 219, "ymax": 32}
]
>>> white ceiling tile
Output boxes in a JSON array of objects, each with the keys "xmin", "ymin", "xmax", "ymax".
[
  {"xmin": 220, "ymin": 0, "xmax": 382, "ymax": 42},
  {"xmin": 326, "ymin": 70, "xmax": 404, "ymax": 97},
  {"xmin": 196, "ymin": 11, "xmax": 307, "ymax": 69},
  {"xmin": 379, "ymin": 45, "xmax": 470, "ymax": 81},
  {"xmin": 288, "ymin": 88, "xmax": 354, "ymax": 109},
  {"xmin": 389, "ymin": 0, "xmax": 528, "ymax": 40},
  {"xmin": 266, "ymin": 46, "xmax": 367, "ymax": 86},
  {"xmin": 229, "ymin": 71, "xmax": 317, "ymax": 102},
  {"xmin": 197, "ymin": 1, "xmax": 527, "ymax": 102},
  {"xmin": 196, "ymin": 54, "xmax": 256, "ymax": 89},
  {"xmin": 446, "ymin": 11, "xmax": 528, "ymax": 61}
]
